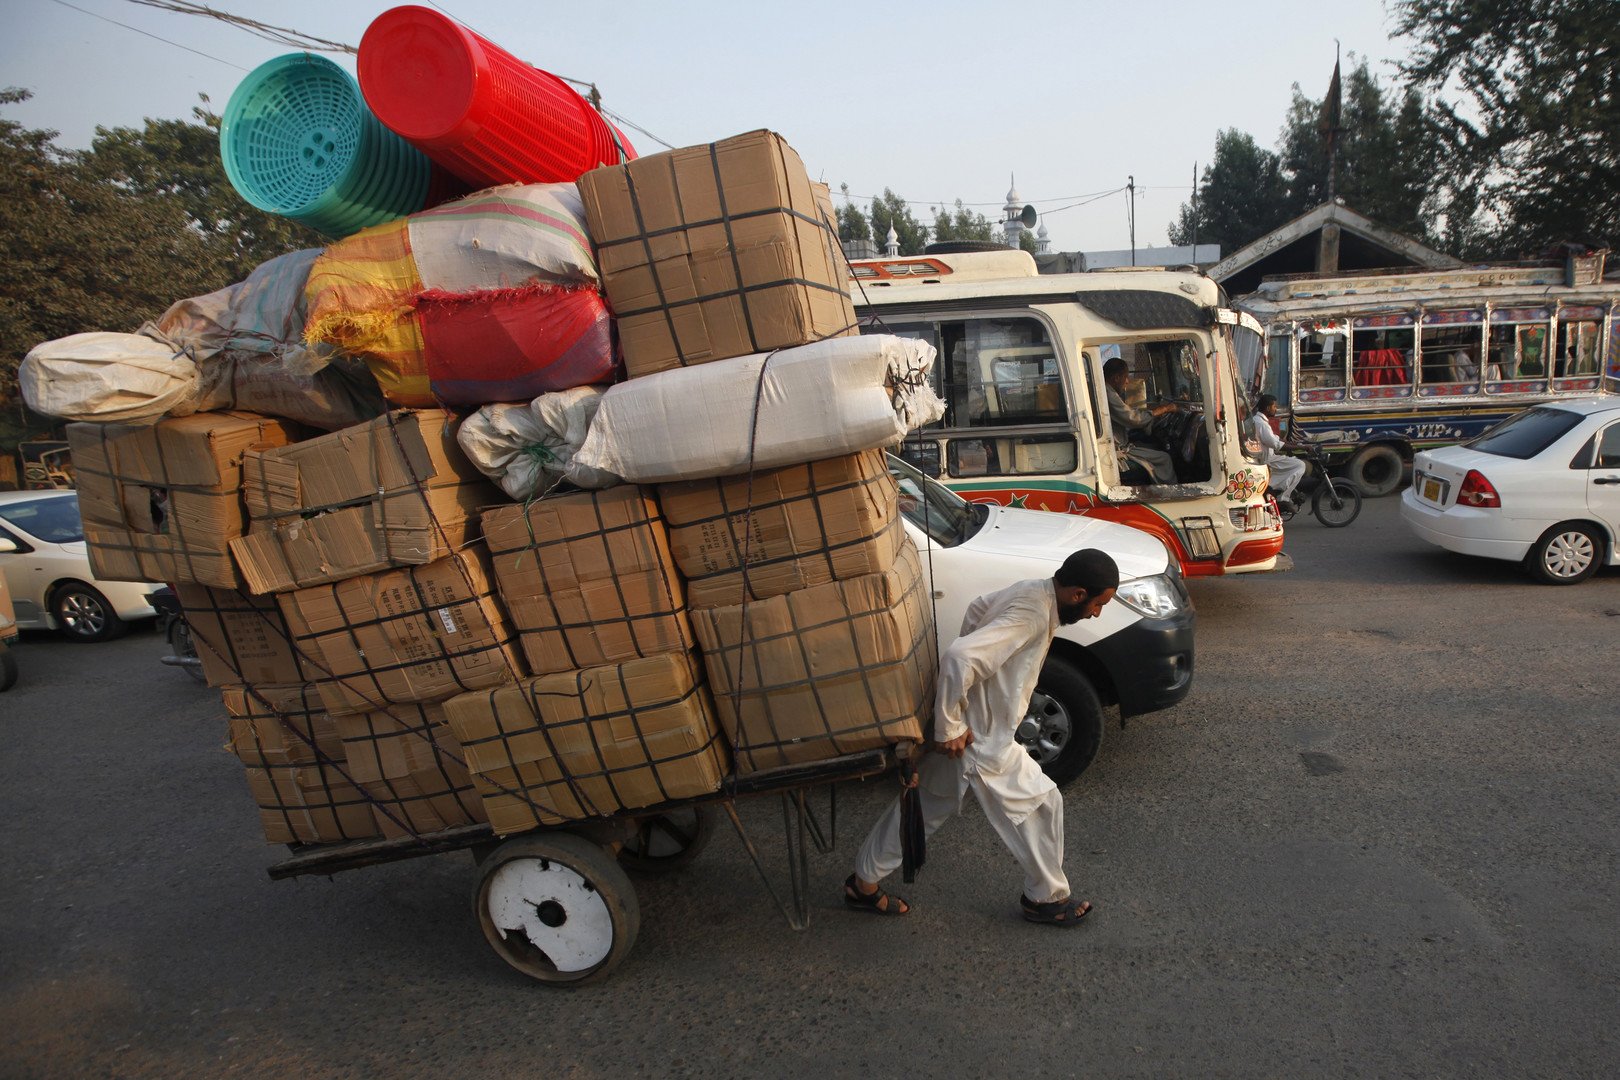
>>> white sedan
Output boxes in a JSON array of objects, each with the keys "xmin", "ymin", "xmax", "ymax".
[
  {"xmin": 1401, "ymin": 397, "xmax": 1620, "ymax": 584},
  {"xmin": 0, "ymin": 490, "xmax": 161, "ymax": 640}
]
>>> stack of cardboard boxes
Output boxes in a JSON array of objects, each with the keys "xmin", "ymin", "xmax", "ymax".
[{"xmin": 65, "ymin": 128, "xmax": 934, "ymax": 848}]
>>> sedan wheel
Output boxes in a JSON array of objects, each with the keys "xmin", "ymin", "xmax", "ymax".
[
  {"xmin": 1526, "ymin": 522, "xmax": 1603, "ymax": 585},
  {"xmin": 50, "ymin": 583, "xmax": 129, "ymax": 643}
]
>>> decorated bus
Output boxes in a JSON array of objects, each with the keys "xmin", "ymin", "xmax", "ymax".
[
  {"xmin": 850, "ymin": 249, "xmax": 1283, "ymax": 577},
  {"xmin": 1237, "ymin": 253, "xmax": 1618, "ymax": 495}
]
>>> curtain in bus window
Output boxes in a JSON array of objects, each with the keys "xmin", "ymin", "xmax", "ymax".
[
  {"xmin": 1351, "ymin": 316, "xmax": 1414, "ymax": 390},
  {"xmin": 1487, "ymin": 308, "xmax": 1550, "ymax": 384}
]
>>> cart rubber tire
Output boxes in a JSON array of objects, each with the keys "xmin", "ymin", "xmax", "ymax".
[
  {"xmin": 474, "ymin": 832, "xmax": 640, "ymax": 987},
  {"xmin": 1524, "ymin": 521, "xmax": 1604, "ymax": 585},
  {"xmin": 0, "ymin": 646, "xmax": 17, "ymax": 692},
  {"xmin": 50, "ymin": 582, "xmax": 128, "ymax": 643},
  {"xmin": 619, "ymin": 805, "xmax": 718, "ymax": 875},
  {"xmin": 1021, "ymin": 655, "xmax": 1105, "ymax": 787},
  {"xmin": 1346, "ymin": 444, "xmax": 1405, "ymax": 498}
]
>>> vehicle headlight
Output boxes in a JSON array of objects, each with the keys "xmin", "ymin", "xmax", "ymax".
[{"xmin": 1113, "ymin": 574, "xmax": 1183, "ymax": 618}]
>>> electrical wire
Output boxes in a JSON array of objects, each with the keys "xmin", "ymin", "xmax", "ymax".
[
  {"xmin": 123, "ymin": 0, "xmax": 355, "ymax": 54},
  {"xmin": 51, "ymin": 0, "xmax": 249, "ymax": 70}
]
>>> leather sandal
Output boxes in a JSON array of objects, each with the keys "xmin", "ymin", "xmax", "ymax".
[
  {"xmin": 1020, "ymin": 894, "xmax": 1092, "ymax": 927},
  {"xmin": 843, "ymin": 874, "xmax": 910, "ymax": 916}
]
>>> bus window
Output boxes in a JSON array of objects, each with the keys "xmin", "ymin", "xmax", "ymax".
[
  {"xmin": 1263, "ymin": 333, "xmax": 1291, "ymax": 404},
  {"xmin": 932, "ymin": 317, "xmax": 1065, "ymax": 429},
  {"xmin": 1487, "ymin": 309, "xmax": 1551, "ymax": 386},
  {"xmin": 949, "ymin": 434, "xmax": 1078, "ymax": 478},
  {"xmin": 1555, "ymin": 316, "xmax": 1601, "ymax": 378},
  {"xmin": 1418, "ymin": 315, "xmax": 1484, "ymax": 388},
  {"xmin": 1350, "ymin": 320, "xmax": 1414, "ymax": 394},
  {"xmin": 1297, "ymin": 325, "xmax": 1348, "ymax": 400}
]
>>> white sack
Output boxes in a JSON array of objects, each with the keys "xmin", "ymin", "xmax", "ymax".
[
  {"xmin": 19, "ymin": 332, "xmax": 200, "ymax": 424},
  {"xmin": 458, "ymin": 387, "xmax": 617, "ymax": 500},
  {"xmin": 574, "ymin": 335, "xmax": 943, "ymax": 484}
]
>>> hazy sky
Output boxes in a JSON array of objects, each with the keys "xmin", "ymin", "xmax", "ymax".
[{"xmin": 5, "ymin": 0, "xmax": 1409, "ymax": 253}]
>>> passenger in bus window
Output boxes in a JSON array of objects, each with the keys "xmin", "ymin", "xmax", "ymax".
[{"xmin": 1449, "ymin": 349, "xmax": 1479, "ymax": 382}]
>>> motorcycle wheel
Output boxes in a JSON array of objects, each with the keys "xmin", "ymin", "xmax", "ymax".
[{"xmin": 1312, "ymin": 478, "xmax": 1363, "ymax": 527}]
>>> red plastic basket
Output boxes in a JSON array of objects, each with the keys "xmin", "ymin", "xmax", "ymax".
[{"xmin": 358, "ymin": 5, "xmax": 635, "ymax": 187}]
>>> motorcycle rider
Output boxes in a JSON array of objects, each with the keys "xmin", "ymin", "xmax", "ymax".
[{"xmin": 1250, "ymin": 395, "xmax": 1305, "ymax": 507}]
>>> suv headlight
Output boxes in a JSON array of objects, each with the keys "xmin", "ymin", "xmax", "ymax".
[{"xmin": 1113, "ymin": 574, "xmax": 1183, "ymax": 618}]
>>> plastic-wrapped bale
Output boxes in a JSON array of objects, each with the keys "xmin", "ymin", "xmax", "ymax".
[
  {"xmin": 481, "ymin": 487, "xmax": 697, "ymax": 675},
  {"xmin": 691, "ymin": 537, "xmax": 935, "ymax": 774},
  {"xmin": 655, "ymin": 449, "xmax": 905, "ymax": 609},
  {"xmin": 443, "ymin": 650, "xmax": 729, "ymax": 836},
  {"xmin": 304, "ymin": 183, "xmax": 614, "ymax": 407},
  {"xmin": 573, "ymin": 335, "xmax": 943, "ymax": 484},
  {"xmin": 455, "ymin": 387, "xmax": 616, "ymax": 500},
  {"xmin": 19, "ymin": 332, "xmax": 200, "ymax": 424}
]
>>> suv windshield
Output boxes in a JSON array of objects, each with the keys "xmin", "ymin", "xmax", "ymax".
[
  {"xmin": 1466, "ymin": 406, "xmax": 1584, "ymax": 459},
  {"xmin": 0, "ymin": 494, "xmax": 84, "ymax": 543},
  {"xmin": 887, "ymin": 454, "xmax": 985, "ymax": 547}
]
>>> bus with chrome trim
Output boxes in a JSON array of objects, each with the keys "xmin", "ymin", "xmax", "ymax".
[
  {"xmin": 1237, "ymin": 253, "xmax": 1618, "ymax": 496},
  {"xmin": 849, "ymin": 249, "xmax": 1284, "ymax": 577}
]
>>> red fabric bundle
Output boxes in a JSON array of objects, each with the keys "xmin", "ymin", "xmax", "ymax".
[{"xmin": 417, "ymin": 285, "xmax": 616, "ymax": 406}]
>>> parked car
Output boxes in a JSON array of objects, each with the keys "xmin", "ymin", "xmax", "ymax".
[
  {"xmin": 1401, "ymin": 397, "xmax": 1620, "ymax": 584},
  {"xmin": 890, "ymin": 453, "xmax": 1194, "ymax": 783},
  {"xmin": 0, "ymin": 490, "xmax": 160, "ymax": 641}
]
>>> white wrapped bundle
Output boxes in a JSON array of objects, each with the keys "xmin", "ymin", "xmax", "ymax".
[
  {"xmin": 19, "ymin": 332, "xmax": 199, "ymax": 424},
  {"xmin": 457, "ymin": 387, "xmax": 618, "ymax": 500},
  {"xmin": 574, "ymin": 335, "xmax": 943, "ymax": 484}
]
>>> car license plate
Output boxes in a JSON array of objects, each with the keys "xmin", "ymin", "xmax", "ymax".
[{"xmin": 1423, "ymin": 477, "xmax": 1443, "ymax": 502}]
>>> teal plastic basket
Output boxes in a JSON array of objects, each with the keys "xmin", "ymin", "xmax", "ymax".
[{"xmin": 220, "ymin": 53, "xmax": 430, "ymax": 237}]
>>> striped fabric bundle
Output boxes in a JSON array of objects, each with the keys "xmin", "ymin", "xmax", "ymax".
[{"xmin": 305, "ymin": 182, "xmax": 614, "ymax": 407}]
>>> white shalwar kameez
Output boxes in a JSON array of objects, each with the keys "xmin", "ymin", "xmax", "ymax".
[{"xmin": 854, "ymin": 578, "xmax": 1071, "ymax": 904}]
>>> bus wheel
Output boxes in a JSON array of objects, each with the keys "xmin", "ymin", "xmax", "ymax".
[{"xmin": 1346, "ymin": 444, "xmax": 1405, "ymax": 497}]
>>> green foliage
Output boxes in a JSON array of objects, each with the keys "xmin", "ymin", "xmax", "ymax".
[
  {"xmin": 1167, "ymin": 129, "xmax": 1292, "ymax": 250},
  {"xmin": 0, "ymin": 91, "xmax": 316, "ymax": 455},
  {"xmin": 869, "ymin": 188, "xmax": 928, "ymax": 255},
  {"xmin": 1393, "ymin": 0, "xmax": 1620, "ymax": 254},
  {"xmin": 1017, "ymin": 226, "xmax": 1039, "ymax": 254},
  {"xmin": 836, "ymin": 182, "xmax": 871, "ymax": 245},
  {"xmin": 931, "ymin": 199, "xmax": 994, "ymax": 244}
]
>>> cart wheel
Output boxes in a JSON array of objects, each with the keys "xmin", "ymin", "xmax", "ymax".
[
  {"xmin": 619, "ymin": 805, "xmax": 718, "ymax": 875},
  {"xmin": 474, "ymin": 832, "xmax": 640, "ymax": 987}
]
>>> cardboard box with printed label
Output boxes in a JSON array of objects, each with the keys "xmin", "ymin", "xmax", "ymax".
[
  {"xmin": 68, "ymin": 412, "xmax": 304, "ymax": 588},
  {"xmin": 177, "ymin": 584, "xmax": 314, "ymax": 687},
  {"xmin": 691, "ymin": 538, "xmax": 934, "ymax": 773},
  {"xmin": 443, "ymin": 650, "xmax": 728, "ymax": 835},
  {"xmin": 230, "ymin": 409, "xmax": 500, "ymax": 595},
  {"xmin": 279, "ymin": 546, "xmax": 523, "ymax": 717},
  {"xmin": 481, "ymin": 487, "xmax": 696, "ymax": 675},
  {"xmin": 655, "ymin": 450, "xmax": 904, "ymax": 608},
  {"xmin": 577, "ymin": 130, "xmax": 855, "ymax": 379},
  {"xmin": 222, "ymin": 682, "xmax": 380, "ymax": 844}
]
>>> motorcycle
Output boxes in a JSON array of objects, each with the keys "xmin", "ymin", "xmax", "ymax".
[
  {"xmin": 148, "ymin": 586, "xmax": 206, "ymax": 683},
  {"xmin": 1269, "ymin": 435, "xmax": 1362, "ymax": 528}
]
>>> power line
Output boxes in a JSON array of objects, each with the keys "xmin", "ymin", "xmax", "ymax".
[
  {"xmin": 50, "ymin": 0, "xmax": 248, "ymax": 70},
  {"xmin": 124, "ymin": 0, "xmax": 355, "ymax": 54}
]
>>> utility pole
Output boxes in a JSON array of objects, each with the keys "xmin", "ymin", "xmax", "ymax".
[
  {"xmin": 1127, "ymin": 175, "xmax": 1137, "ymax": 266},
  {"xmin": 1190, "ymin": 162, "xmax": 1199, "ymax": 258}
]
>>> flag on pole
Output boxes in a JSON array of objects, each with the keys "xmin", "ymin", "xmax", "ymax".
[{"xmin": 1317, "ymin": 57, "xmax": 1342, "ymax": 143}]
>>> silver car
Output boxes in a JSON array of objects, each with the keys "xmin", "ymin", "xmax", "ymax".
[{"xmin": 0, "ymin": 490, "xmax": 160, "ymax": 641}]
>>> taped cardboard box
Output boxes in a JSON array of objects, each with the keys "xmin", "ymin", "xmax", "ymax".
[
  {"xmin": 230, "ymin": 409, "xmax": 500, "ymax": 595},
  {"xmin": 655, "ymin": 449, "xmax": 904, "ymax": 608},
  {"xmin": 177, "ymin": 584, "xmax": 314, "ymax": 687},
  {"xmin": 482, "ymin": 487, "xmax": 696, "ymax": 675},
  {"xmin": 334, "ymin": 702, "xmax": 486, "ymax": 838},
  {"xmin": 68, "ymin": 412, "xmax": 303, "ymax": 587},
  {"xmin": 280, "ymin": 545, "xmax": 523, "ymax": 717},
  {"xmin": 444, "ymin": 651, "xmax": 729, "ymax": 835},
  {"xmin": 223, "ymin": 683, "xmax": 380, "ymax": 844},
  {"xmin": 692, "ymin": 537, "xmax": 934, "ymax": 773},
  {"xmin": 577, "ymin": 130, "xmax": 855, "ymax": 379}
]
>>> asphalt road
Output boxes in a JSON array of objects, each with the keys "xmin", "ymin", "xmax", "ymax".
[{"xmin": 3, "ymin": 494, "xmax": 1617, "ymax": 1079}]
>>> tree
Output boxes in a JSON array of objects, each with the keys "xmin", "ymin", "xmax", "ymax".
[
  {"xmin": 1167, "ymin": 129, "xmax": 1292, "ymax": 251},
  {"xmin": 836, "ymin": 183, "xmax": 871, "ymax": 246},
  {"xmin": 868, "ymin": 188, "xmax": 928, "ymax": 255},
  {"xmin": 1394, "ymin": 0, "xmax": 1620, "ymax": 254},
  {"xmin": 930, "ymin": 199, "xmax": 994, "ymax": 244}
]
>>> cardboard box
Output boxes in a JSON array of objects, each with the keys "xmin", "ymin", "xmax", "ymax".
[
  {"xmin": 655, "ymin": 449, "xmax": 904, "ymax": 608},
  {"xmin": 223, "ymin": 682, "xmax": 380, "ymax": 844},
  {"xmin": 334, "ymin": 701, "xmax": 485, "ymax": 838},
  {"xmin": 279, "ymin": 546, "xmax": 523, "ymax": 717},
  {"xmin": 692, "ymin": 538, "xmax": 934, "ymax": 773},
  {"xmin": 482, "ymin": 487, "xmax": 696, "ymax": 674},
  {"xmin": 578, "ymin": 130, "xmax": 856, "ymax": 379},
  {"xmin": 177, "ymin": 584, "xmax": 314, "ymax": 688},
  {"xmin": 68, "ymin": 412, "xmax": 303, "ymax": 587},
  {"xmin": 230, "ymin": 409, "xmax": 500, "ymax": 595},
  {"xmin": 444, "ymin": 651, "xmax": 729, "ymax": 835}
]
